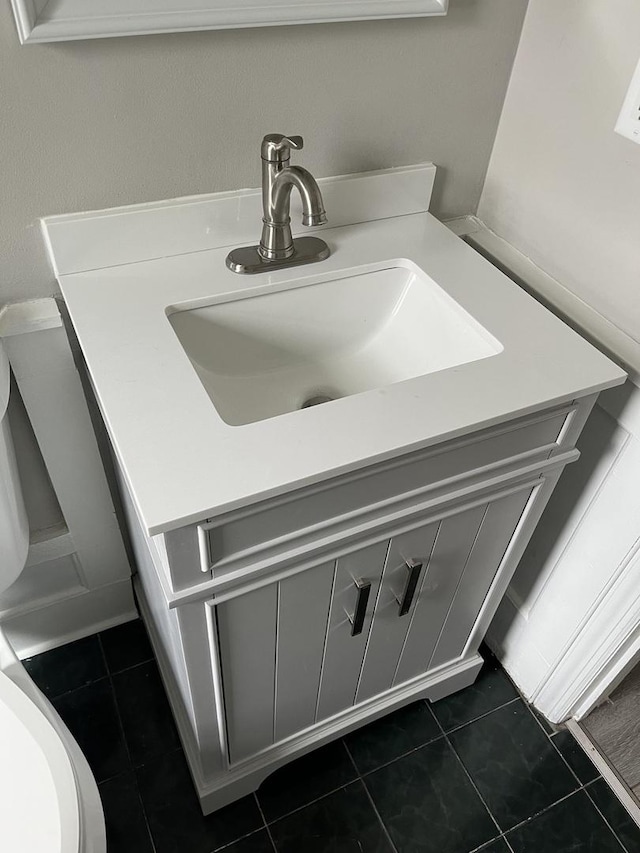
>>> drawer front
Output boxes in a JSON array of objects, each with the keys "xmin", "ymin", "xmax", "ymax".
[{"xmin": 198, "ymin": 405, "xmax": 574, "ymax": 584}]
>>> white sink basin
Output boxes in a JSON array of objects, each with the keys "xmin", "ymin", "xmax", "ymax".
[{"xmin": 168, "ymin": 261, "xmax": 503, "ymax": 426}]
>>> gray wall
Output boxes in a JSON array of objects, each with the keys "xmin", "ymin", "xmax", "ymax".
[
  {"xmin": 479, "ymin": 0, "xmax": 640, "ymax": 344},
  {"xmin": 0, "ymin": 0, "xmax": 528, "ymax": 306}
]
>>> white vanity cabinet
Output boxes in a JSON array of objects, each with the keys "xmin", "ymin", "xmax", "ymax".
[
  {"xmin": 121, "ymin": 395, "xmax": 592, "ymax": 813},
  {"xmin": 49, "ymin": 172, "xmax": 628, "ymax": 816}
]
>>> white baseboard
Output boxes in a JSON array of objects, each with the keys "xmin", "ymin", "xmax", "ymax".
[{"xmin": 3, "ymin": 581, "xmax": 137, "ymax": 659}]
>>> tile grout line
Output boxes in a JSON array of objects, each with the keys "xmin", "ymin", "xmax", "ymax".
[
  {"xmin": 47, "ymin": 673, "xmax": 111, "ymax": 703},
  {"xmin": 522, "ymin": 699, "xmax": 559, "ymax": 740},
  {"xmin": 325, "ymin": 697, "xmax": 525, "ymax": 788},
  {"xmin": 103, "ymin": 654, "xmax": 156, "ymax": 678},
  {"xmin": 357, "ymin": 734, "xmax": 446, "ymax": 778},
  {"xmin": 583, "ymin": 784, "xmax": 635, "ymax": 853},
  {"xmin": 503, "ymin": 786, "xmax": 609, "ymax": 839},
  {"xmin": 434, "ymin": 695, "xmax": 521, "ymax": 737},
  {"xmin": 260, "ymin": 780, "xmax": 361, "ymax": 826},
  {"xmin": 446, "ymin": 683, "xmax": 624, "ymax": 848},
  {"xmin": 541, "ymin": 718, "xmax": 598, "ymax": 792},
  {"xmin": 505, "ymin": 671, "xmax": 628, "ymax": 850},
  {"xmin": 502, "ymin": 837, "xmax": 517, "ymax": 853},
  {"xmin": 425, "ymin": 688, "xmax": 588, "ymax": 853},
  {"xmin": 429, "ymin": 704, "xmax": 508, "ymax": 847},
  {"xmin": 253, "ymin": 795, "xmax": 279, "ymax": 853},
  {"xmin": 468, "ymin": 836, "xmax": 513, "ymax": 853},
  {"xmin": 211, "ymin": 825, "xmax": 266, "ymax": 852},
  {"xmin": 342, "ymin": 737, "xmax": 362, "ymax": 778},
  {"xmin": 444, "ymin": 698, "xmax": 613, "ymax": 845},
  {"xmin": 558, "ymin": 720, "xmax": 637, "ymax": 853},
  {"xmin": 343, "ymin": 739, "xmax": 400, "ymax": 853},
  {"xmin": 96, "ymin": 632, "xmax": 158, "ymax": 853},
  {"xmin": 440, "ymin": 732, "xmax": 503, "ymax": 840},
  {"xmin": 256, "ymin": 744, "xmax": 364, "ymax": 828},
  {"xmin": 360, "ymin": 780, "xmax": 401, "ymax": 853},
  {"xmin": 44, "ymin": 654, "xmax": 155, "ymax": 704},
  {"xmin": 433, "ymin": 702, "xmax": 610, "ymax": 849}
]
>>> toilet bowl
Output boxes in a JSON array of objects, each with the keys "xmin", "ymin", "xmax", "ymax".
[{"xmin": 0, "ymin": 340, "xmax": 106, "ymax": 853}]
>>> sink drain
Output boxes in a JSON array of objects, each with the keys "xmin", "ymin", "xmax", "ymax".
[{"xmin": 300, "ymin": 393, "xmax": 336, "ymax": 409}]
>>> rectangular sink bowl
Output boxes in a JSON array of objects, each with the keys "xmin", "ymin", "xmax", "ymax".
[{"xmin": 167, "ymin": 261, "xmax": 503, "ymax": 426}]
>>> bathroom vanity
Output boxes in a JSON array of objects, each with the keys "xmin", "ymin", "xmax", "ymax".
[{"xmin": 45, "ymin": 165, "xmax": 626, "ymax": 812}]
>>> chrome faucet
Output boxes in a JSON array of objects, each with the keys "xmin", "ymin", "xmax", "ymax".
[{"xmin": 226, "ymin": 134, "xmax": 330, "ymax": 274}]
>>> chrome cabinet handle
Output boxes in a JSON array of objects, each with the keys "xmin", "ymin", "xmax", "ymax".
[
  {"xmin": 398, "ymin": 559, "xmax": 423, "ymax": 617},
  {"xmin": 350, "ymin": 579, "xmax": 371, "ymax": 637}
]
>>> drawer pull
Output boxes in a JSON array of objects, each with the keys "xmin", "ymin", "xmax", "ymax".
[
  {"xmin": 350, "ymin": 579, "xmax": 371, "ymax": 637},
  {"xmin": 398, "ymin": 559, "xmax": 423, "ymax": 617}
]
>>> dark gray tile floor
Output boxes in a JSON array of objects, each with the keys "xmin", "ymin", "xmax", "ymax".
[{"xmin": 23, "ymin": 620, "xmax": 640, "ymax": 853}]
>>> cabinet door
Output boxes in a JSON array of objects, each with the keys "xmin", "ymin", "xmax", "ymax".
[
  {"xmin": 315, "ymin": 541, "xmax": 389, "ymax": 721},
  {"xmin": 357, "ymin": 503, "xmax": 486, "ymax": 701},
  {"xmin": 216, "ymin": 560, "xmax": 334, "ymax": 764},
  {"xmin": 393, "ymin": 484, "xmax": 533, "ymax": 686},
  {"xmin": 429, "ymin": 485, "xmax": 533, "ymax": 670},
  {"xmin": 217, "ymin": 541, "xmax": 387, "ymax": 763}
]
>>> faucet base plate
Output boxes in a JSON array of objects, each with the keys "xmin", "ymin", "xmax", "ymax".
[{"xmin": 226, "ymin": 236, "xmax": 330, "ymax": 275}]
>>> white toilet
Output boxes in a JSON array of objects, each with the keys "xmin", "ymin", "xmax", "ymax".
[{"xmin": 0, "ymin": 340, "xmax": 106, "ymax": 853}]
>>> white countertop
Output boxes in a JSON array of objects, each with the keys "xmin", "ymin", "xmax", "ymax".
[{"xmin": 57, "ymin": 209, "xmax": 626, "ymax": 536}]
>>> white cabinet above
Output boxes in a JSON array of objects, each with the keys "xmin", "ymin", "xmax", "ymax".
[{"xmin": 11, "ymin": 0, "xmax": 448, "ymax": 45}]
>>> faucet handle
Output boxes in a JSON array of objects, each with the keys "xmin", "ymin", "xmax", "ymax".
[{"xmin": 261, "ymin": 134, "xmax": 304, "ymax": 163}]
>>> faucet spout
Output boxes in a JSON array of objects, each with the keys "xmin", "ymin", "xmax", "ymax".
[
  {"xmin": 260, "ymin": 165, "xmax": 327, "ymax": 260},
  {"xmin": 271, "ymin": 166, "xmax": 327, "ymax": 228}
]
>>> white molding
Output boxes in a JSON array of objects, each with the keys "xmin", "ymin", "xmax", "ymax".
[
  {"xmin": 535, "ymin": 538, "xmax": 640, "ymax": 721},
  {"xmin": 487, "ymin": 413, "xmax": 640, "ymax": 723},
  {"xmin": 42, "ymin": 164, "xmax": 436, "ymax": 276},
  {"xmin": 2, "ymin": 582, "xmax": 137, "ymax": 659},
  {"xmin": 0, "ymin": 298, "xmax": 136, "ymax": 652},
  {"xmin": 11, "ymin": 1, "xmax": 447, "ymax": 44}
]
